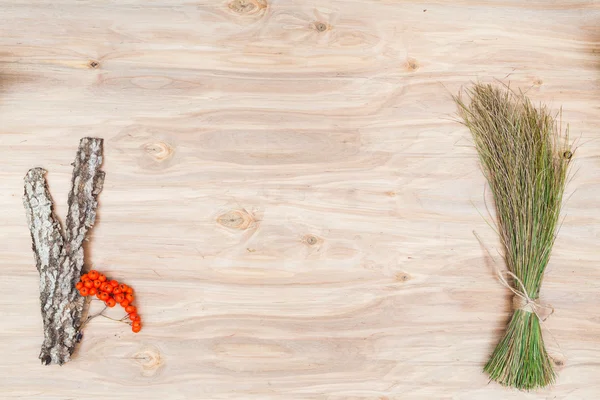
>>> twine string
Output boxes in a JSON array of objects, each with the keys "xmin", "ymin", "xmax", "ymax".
[{"xmin": 495, "ymin": 269, "xmax": 554, "ymax": 321}]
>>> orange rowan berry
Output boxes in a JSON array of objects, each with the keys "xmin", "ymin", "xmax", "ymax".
[
  {"xmin": 125, "ymin": 305, "xmax": 136, "ymax": 314},
  {"xmin": 109, "ymin": 280, "xmax": 119, "ymax": 287},
  {"xmin": 88, "ymin": 287, "xmax": 97, "ymax": 296},
  {"xmin": 125, "ymin": 293, "xmax": 134, "ymax": 303},
  {"xmin": 114, "ymin": 293, "xmax": 125, "ymax": 303},
  {"xmin": 129, "ymin": 312, "xmax": 140, "ymax": 322},
  {"xmin": 96, "ymin": 291, "xmax": 102, "ymax": 299},
  {"xmin": 126, "ymin": 287, "xmax": 133, "ymax": 294},
  {"xmin": 112, "ymin": 287, "xmax": 122, "ymax": 295},
  {"xmin": 120, "ymin": 300, "xmax": 130, "ymax": 308},
  {"xmin": 106, "ymin": 298, "xmax": 116, "ymax": 308},
  {"xmin": 119, "ymin": 284, "xmax": 128, "ymax": 293},
  {"xmin": 81, "ymin": 274, "xmax": 90, "ymax": 281},
  {"xmin": 84, "ymin": 280, "xmax": 93, "ymax": 289},
  {"xmin": 93, "ymin": 280, "xmax": 102, "ymax": 288},
  {"xmin": 103, "ymin": 284, "xmax": 113, "ymax": 294},
  {"xmin": 88, "ymin": 270, "xmax": 99, "ymax": 280},
  {"xmin": 75, "ymin": 282, "xmax": 84, "ymax": 290},
  {"xmin": 80, "ymin": 287, "xmax": 89, "ymax": 296},
  {"xmin": 99, "ymin": 292, "xmax": 110, "ymax": 301},
  {"xmin": 132, "ymin": 325, "xmax": 141, "ymax": 333},
  {"xmin": 98, "ymin": 274, "xmax": 107, "ymax": 282}
]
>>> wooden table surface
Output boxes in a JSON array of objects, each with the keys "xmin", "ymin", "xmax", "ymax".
[{"xmin": 1, "ymin": 1, "xmax": 600, "ymax": 399}]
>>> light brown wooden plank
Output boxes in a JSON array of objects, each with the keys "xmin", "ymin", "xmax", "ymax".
[{"xmin": 1, "ymin": 1, "xmax": 600, "ymax": 398}]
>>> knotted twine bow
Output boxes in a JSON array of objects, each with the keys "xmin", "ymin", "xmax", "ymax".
[
  {"xmin": 473, "ymin": 230, "xmax": 555, "ymax": 322},
  {"xmin": 496, "ymin": 269, "xmax": 554, "ymax": 322}
]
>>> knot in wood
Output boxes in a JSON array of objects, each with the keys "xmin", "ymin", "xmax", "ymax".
[
  {"xmin": 303, "ymin": 234, "xmax": 321, "ymax": 246},
  {"xmin": 228, "ymin": 0, "xmax": 267, "ymax": 15},
  {"xmin": 313, "ymin": 21, "xmax": 328, "ymax": 32},
  {"xmin": 143, "ymin": 141, "xmax": 174, "ymax": 162},
  {"xmin": 217, "ymin": 209, "xmax": 255, "ymax": 230},
  {"xmin": 552, "ymin": 356, "xmax": 566, "ymax": 368},
  {"xmin": 132, "ymin": 345, "xmax": 164, "ymax": 377},
  {"xmin": 406, "ymin": 58, "xmax": 419, "ymax": 71},
  {"xmin": 396, "ymin": 272, "xmax": 410, "ymax": 282}
]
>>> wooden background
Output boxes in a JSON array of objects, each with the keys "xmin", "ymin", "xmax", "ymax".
[{"xmin": 1, "ymin": 1, "xmax": 599, "ymax": 399}]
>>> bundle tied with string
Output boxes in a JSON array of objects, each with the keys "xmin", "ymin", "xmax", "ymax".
[
  {"xmin": 504, "ymin": 271, "xmax": 554, "ymax": 322},
  {"xmin": 455, "ymin": 84, "xmax": 571, "ymax": 390}
]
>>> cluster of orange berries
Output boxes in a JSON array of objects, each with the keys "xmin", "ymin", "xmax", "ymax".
[{"xmin": 76, "ymin": 270, "xmax": 142, "ymax": 333}]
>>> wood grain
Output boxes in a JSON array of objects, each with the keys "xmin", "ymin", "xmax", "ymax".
[{"xmin": 1, "ymin": 1, "xmax": 600, "ymax": 399}]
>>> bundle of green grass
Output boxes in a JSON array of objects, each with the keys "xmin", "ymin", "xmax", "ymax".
[{"xmin": 455, "ymin": 83, "xmax": 572, "ymax": 390}]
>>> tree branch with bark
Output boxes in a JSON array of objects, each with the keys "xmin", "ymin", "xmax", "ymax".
[{"xmin": 23, "ymin": 137, "xmax": 105, "ymax": 365}]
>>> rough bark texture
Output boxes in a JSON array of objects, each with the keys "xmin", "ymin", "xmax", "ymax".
[{"xmin": 23, "ymin": 138, "xmax": 104, "ymax": 365}]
